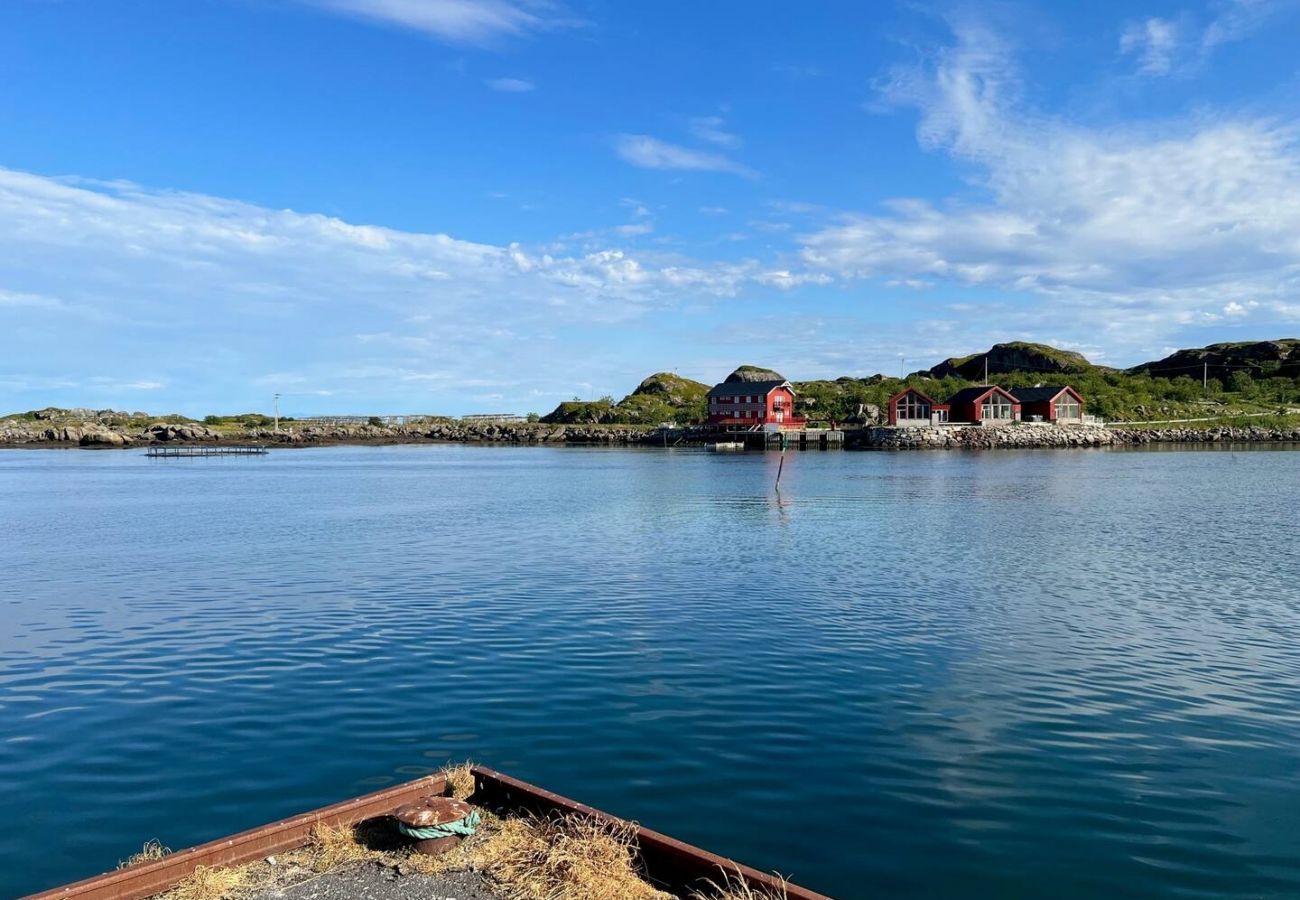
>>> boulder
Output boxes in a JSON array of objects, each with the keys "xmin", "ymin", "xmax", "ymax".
[{"xmin": 79, "ymin": 431, "xmax": 128, "ymax": 447}]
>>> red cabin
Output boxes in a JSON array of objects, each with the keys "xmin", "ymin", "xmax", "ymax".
[
  {"xmin": 886, "ymin": 388, "xmax": 950, "ymax": 426},
  {"xmin": 1010, "ymin": 386, "xmax": 1085, "ymax": 424},
  {"xmin": 706, "ymin": 380, "xmax": 806, "ymax": 430},
  {"xmin": 945, "ymin": 385, "xmax": 1021, "ymax": 425}
]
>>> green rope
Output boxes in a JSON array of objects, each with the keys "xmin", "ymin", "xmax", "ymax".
[{"xmin": 398, "ymin": 809, "xmax": 482, "ymax": 841}]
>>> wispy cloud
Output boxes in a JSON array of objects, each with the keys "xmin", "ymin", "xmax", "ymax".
[
  {"xmin": 801, "ymin": 16, "xmax": 1300, "ymax": 349},
  {"xmin": 1119, "ymin": 0, "xmax": 1293, "ymax": 76},
  {"xmin": 1119, "ymin": 16, "xmax": 1182, "ymax": 75},
  {"xmin": 614, "ymin": 135, "xmax": 756, "ymax": 177},
  {"xmin": 301, "ymin": 0, "xmax": 567, "ymax": 45},
  {"xmin": 486, "ymin": 77, "xmax": 535, "ymax": 92},
  {"xmin": 689, "ymin": 115, "xmax": 741, "ymax": 148}
]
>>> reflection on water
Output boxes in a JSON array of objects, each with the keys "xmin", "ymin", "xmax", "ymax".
[{"xmin": 2, "ymin": 445, "xmax": 1299, "ymax": 899}]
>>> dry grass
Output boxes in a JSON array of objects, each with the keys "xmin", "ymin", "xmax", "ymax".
[
  {"xmin": 160, "ymin": 864, "xmax": 251, "ymax": 900},
  {"xmin": 442, "ymin": 761, "xmax": 477, "ymax": 800},
  {"xmin": 307, "ymin": 820, "xmax": 378, "ymax": 872},
  {"xmin": 118, "ymin": 838, "xmax": 170, "ymax": 869},
  {"xmin": 130, "ymin": 785, "xmax": 680, "ymax": 900},
  {"xmin": 474, "ymin": 814, "xmax": 671, "ymax": 900},
  {"xmin": 693, "ymin": 866, "xmax": 790, "ymax": 900}
]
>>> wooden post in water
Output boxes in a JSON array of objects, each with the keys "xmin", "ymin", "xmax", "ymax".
[{"xmin": 774, "ymin": 433, "xmax": 787, "ymax": 492}]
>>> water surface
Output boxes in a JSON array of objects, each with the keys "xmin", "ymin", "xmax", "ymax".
[{"xmin": 2, "ymin": 445, "xmax": 1299, "ymax": 898}]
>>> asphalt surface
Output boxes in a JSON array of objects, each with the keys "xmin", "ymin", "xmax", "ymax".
[{"xmin": 249, "ymin": 862, "xmax": 500, "ymax": 900}]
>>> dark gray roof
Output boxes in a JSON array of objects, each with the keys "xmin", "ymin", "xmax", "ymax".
[
  {"xmin": 1010, "ymin": 386, "xmax": 1074, "ymax": 403},
  {"xmin": 946, "ymin": 386, "xmax": 1004, "ymax": 405},
  {"xmin": 707, "ymin": 380, "xmax": 790, "ymax": 398}
]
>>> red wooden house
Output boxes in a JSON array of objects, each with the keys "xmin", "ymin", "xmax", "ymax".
[
  {"xmin": 1010, "ymin": 386, "xmax": 1084, "ymax": 424},
  {"xmin": 886, "ymin": 388, "xmax": 950, "ymax": 426},
  {"xmin": 706, "ymin": 380, "xmax": 806, "ymax": 431},
  {"xmin": 945, "ymin": 385, "xmax": 1021, "ymax": 424}
]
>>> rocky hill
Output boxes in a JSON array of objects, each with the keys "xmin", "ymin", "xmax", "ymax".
[
  {"xmin": 1129, "ymin": 339, "xmax": 1300, "ymax": 380},
  {"xmin": 541, "ymin": 371, "xmax": 708, "ymax": 425},
  {"xmin": 924, "ymin": 342, "xmax": 1101, "ymax": 380},
  {"xmin": 723, "ymin": 365, "xmax": 786, "ymax": 383}
]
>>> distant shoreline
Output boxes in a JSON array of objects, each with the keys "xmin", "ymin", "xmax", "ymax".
[{"xmin": 3, "ymin": 417, "xmax": 1300, "ymax": 451}]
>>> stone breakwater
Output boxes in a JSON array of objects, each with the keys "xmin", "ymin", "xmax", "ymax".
[
  {"xmin": 854, "ymin": 424, "xmax": 1115, "ymax": 450},
  {"xmin": 852, "ymin": 423, "xmax": 1300, "ymax": 450},
  {"xmin": 1108, "ymin": 425, "xmax": 1300, "ymax": 445}
]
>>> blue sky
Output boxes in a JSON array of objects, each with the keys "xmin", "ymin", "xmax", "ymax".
[{"xmin": 2, "ymin": 0, "xmax": 1299, "ymax": 416}]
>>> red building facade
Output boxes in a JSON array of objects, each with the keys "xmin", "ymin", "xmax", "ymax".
[
  {"xmin": 1011, "ymin": 386, "xmax": 1085, "ymax": 423},
  {"xmin": 706, "ymin": 380, "xmax": 806, "ymax": 430},
  {"xmin": 887, "ymin": 388, "xmax": 950, "ymax": 426},
  {"xmin": 944, "ymin": 386, "xmax": 1022, "ymax": 424}
]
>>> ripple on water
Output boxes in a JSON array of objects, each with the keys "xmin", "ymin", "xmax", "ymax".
[{"xmin": 1, "ymin": 446, "xmax": 1300, "ymax": 898}]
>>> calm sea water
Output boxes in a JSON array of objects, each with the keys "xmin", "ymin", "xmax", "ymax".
[{"xmin": 2, "ymin": 444, "xmax": 1299, "ymax": 898}]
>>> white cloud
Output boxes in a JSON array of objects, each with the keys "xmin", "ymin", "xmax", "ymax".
[
  {"xmin": 689, "ymin": 116, "xmax": 741, "ymax": 148},
  {"xmin": 301, "ymin": 0, "xmax": 565, "ymax": 45},
  {"xmin": 1120, "ymin": 17, "xmax": 1181, "ymax": 75},
  {"xmin": 615, "ymin": 222, "xmax": 654, "ymax": 236},
  {"xmin": 800, "ymin": 18, "xmax": 1300, "ymax": 348},
  {"xmin": 486, "ymin": 77, "xmax": 535, "ymax": 92},
  {"xmin": 0, "ymin": 167, "xmax": 811, "ymax": 413},
  {"xmin": 1202, "ymin": 0, "xmax": 1289, "ymax": 49},
  {"xmin": 614, "ymin": 135, "xmax": 756, "ymax": 178},
  {"xmin": 1120, "ymin": 0, "xmax": 1292, "ymax": 76}
]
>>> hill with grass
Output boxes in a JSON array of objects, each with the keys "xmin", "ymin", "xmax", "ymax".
[
  {"xmin": 925, "ymin": 342, "xmax": 1103, "ymax": 380},
  {"xmin": 540, "ymin": 372, "xmax": 708, "ymax": 425},
  {"xmin": 1129, "ymin": 339, "xmax": 1300, "ymax": 380}
]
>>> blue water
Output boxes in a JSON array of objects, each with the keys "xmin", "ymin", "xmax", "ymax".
[{"xmin": 2, "ymin": 444, "xmax": 1299, "ymax": 899}]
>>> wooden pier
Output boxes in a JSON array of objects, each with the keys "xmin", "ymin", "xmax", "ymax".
[
  {"xmin": 766, "ymin": 428, "xmax": 844, "ymax": 450},
  {"xmin": 145, "ymin": 445, "xmax": 268, "ymax": 458}
]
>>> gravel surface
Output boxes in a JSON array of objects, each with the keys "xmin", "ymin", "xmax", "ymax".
[{"xmin": 248, "ymin": 861, "xmax": 501, "ymax": 900}]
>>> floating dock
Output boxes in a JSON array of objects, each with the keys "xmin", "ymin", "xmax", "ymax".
[{"xmin": 145, "ymin": 445, "xmax": 268, "ymax": 458}]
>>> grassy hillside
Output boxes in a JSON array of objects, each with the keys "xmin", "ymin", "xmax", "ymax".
[
  {"xmin": 541, "ymin": 372, "xmax": 707, "ymax": 425},
  {"xmin": 1130, "ymin": 339, "xmax": 1300, "ymax": 380},
  {"xmin": 927, "ymin": 341, "xmax": 1102, "ymax": 379}
]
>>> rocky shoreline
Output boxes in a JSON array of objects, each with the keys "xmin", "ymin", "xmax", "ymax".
[
  {"xmin": 3, "ymin": 417, "xmax": 1299, "ymax": 450},
  {"xmin": 854, "ymin": 423, "xmax": 1300, "ymax": 449},
  {"xmin": 0, "ymin": 419, "xmax": 665, "ymax": 448}
]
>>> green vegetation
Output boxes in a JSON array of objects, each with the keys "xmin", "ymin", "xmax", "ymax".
[
  {"xmin": 927, "ymin": 341, "xmax": 1102, "ymax": 379},
  {"xmin": 793, "ymin": 369, "xmax": 1299, "ymax": 423},
  {"xmin": 540, "ymin": 340, "xmax": 1300, "ymax": 427},
  {"xmin": 1130, "ymin": 338, "xmax": 1300, "ymax": 380},
  {"xmin": 541, "ymin": 372, "xmax": 707, "ymax": 425},
  {"xmin": 201, "ymin": 413, "xmax": 283, "ymax": 428},
  {"xmin": 1130, "ymin": 413, "xmax": 1300, "ymax": 430}
]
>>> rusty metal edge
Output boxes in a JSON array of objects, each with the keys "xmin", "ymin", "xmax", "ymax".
[
  {"xmin": 470, "ymin": 766, "xmax": 833, "ymax": 900},
  {"xmin": 20, "ymin": 774, "xmax": 447, "ymax": 900}
]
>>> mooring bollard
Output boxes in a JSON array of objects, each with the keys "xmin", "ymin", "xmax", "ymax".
[{"xmin": 393, "ymin": 796, "xmax": 481, "ymax": 856}]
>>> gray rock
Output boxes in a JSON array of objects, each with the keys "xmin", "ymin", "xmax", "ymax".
[{"xmin": 79, "ymin": 431, "xmax": 128, "ymax": 447}]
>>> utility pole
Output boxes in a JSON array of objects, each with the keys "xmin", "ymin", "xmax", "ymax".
[
  {"xmin": 1203, "ymin": 362, "xmax": 1208, "ymax": 397},
  {"xmin": 273, "ymin": 393, "xmax": 281, "ymax": 431},
  {"xmin": 984, "ymin": 356, "xmax": 989, "ymax": 385},
  {"xmin": 899, "ymin": 354, "xmax": 905, "ymax": 380}
]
